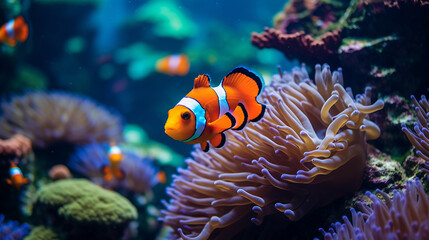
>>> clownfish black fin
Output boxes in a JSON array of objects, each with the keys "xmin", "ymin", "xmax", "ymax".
[
  {"xmin": 201, "ymin": 142, "xmax": 210, "ymax": 152},
  {"xmin": 194, "ymin": 74, "xmax": 211, "ymax": 88},
  {"xmin": 210, "ymin": 132, "xmax": 226, "ymax": 148},
  {"xmin": 232, "ymin": 103, "xmax": 248, "ymax": 130},
  {"xmin": 209, "ymin": 112, "xmax": 236, "ymax": 134},
  {"xmin": 223, "ymin": 67, "xmax": 264, "ymax": 97}
]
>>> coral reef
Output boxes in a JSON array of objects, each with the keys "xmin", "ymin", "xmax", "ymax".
[
  {"xmin": 320, "ymin": 178, "xmax": 429, "ymax": 240},
  {"xmin": 0, "ymin": 214, "xmax": 30, "ymax": 239},
  {"xmin": 402, "ymin": 95, "xmax": 429, "ymax": 172},
  {"xmin": 251, "ymin": 0, "xmax": 429, "ymax": 96},
  {"xmin": 69, "ymin": 143, "xmax": 158, "ymax": 194},
  {"xmin": 24, "ymin": 226, "xmax": 59, "ymax": 240},
  {"xmin": 162, "ymin": 64, "xmax": 383, "ymax": 239},
  {"xmin": 0, "ymin": 91, "xmax": 123, "ymax": 148},
  {"xmin": 0, "ymin": 134, "xmax": 32, "ymax": 157},
  {"xmin": 32, "ymin": 179, "xmax": 137, "ymax": 239},
  {"xmin": 48, "ymin": 164, "xmax": 72, "ymax": 181}
]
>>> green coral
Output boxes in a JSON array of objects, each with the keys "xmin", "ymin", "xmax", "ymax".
[
  {"xmin": 24, "ymin": 226, "xmax": 59, "ymax": 240},
  {"xmin": 36, "ymin": 179, "xmax": 137, "ymax": 225}
]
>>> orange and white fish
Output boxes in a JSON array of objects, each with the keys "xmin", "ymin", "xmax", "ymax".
[
  {"xmin": 0, "ymin": 16, "xmax": 29, "ymax": 47},
  {"xmin": 102, "ymin": 143, "xmax": 125, "ymax": 181},
  {"xmin": 164, "ymin": 67, "xmax": 266, "ymax": 152},
  {"xmin": 6, "ymin": 161, "xmax": 29, "ymax": 190},
  {"xmin": 156, "ymin": 54, "xmax": 190, "ymax": 76}
]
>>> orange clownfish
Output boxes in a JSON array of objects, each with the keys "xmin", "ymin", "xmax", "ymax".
[
  {"xmin": 156, "ymin": 54, "xmax": 190, "ymax": 76},
  {"xmin": 164, "ymin": 67, "xmax": 266, "ymax": 152},
  {"xmin": 0, "ymin": 16, "xmax": 29, "ymax": 47},
  {"xmin": 102, "ymin": 144, "xmax": 125, "ymax": 181},
  {"xmin": 6, "ymin": 161, "xmax": 29, "ymax": 190}
]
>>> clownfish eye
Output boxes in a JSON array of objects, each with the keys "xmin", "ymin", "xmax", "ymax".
[{"xmin": 181, "ymin": 112, "xmax": 191, "ymax": 120}]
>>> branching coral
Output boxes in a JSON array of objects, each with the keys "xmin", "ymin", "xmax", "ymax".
[
  {"xmin": 0, "ymin": 92, "xmax": 123, "ymax": 148},
  {"xmin": 0, "ymin": 214, "xmax": 30, "ymax": 239},
  {"xmin": 69, "ymin": 143, "xmax": 158, "ymax": 194},
  {"xmin": 0, "ymin": 134, "xmax": 32, "ymax": 157},
  {"xmin": 319, "ymin": 178, "xmax": 429, "ymax": 240},
  {"xmin": 402, "ymin": 95, "xmax": 429, "ymax": 172},
  {"xmin": 162, "ymin": 64, "xmax": 384, "ymax": 240}
]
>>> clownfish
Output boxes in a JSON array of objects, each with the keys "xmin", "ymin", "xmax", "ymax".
[
  {"xmin": 164, "ymin": 67, "xmax": 266, "ymax": 152},
  {"xmin": 0, "ymin": 16, "xmax": 29, "ymax": 47},
  {"xmin": 6, "ymin": 161, "xmax": 29, "ymax": 190},
  {"xmin": 156, "ymin": 54, "xmax": 190, "ymax": 76},
  {"xmin": 102, "ymin": 143, "xmax": 125, "ymax": 181}
]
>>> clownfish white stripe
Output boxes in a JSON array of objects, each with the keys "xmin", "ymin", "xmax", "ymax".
[
  {"xmin": 109, "ymin": 146, "xmax": 122, "ymax": 155},
  {"xmin": 177, "ymin": 97, "xmax": 206, "ymax": 142},
  {"xmin": 10, "ymin": 167, "xmax": 22, "ymax": 176},
  {"xmin": 5, "ymin": 19, "xmax": 15, "ymax": 38},
  {"xmin": 212, "ymin": 85, "xmax": 229, "ymax": 118},
  {"xmin": 168, "ymin": 54, "xmax": 182, "ymax": 71}
]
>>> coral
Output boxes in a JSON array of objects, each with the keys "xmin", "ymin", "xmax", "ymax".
[
  {"xmin": 24, "ymin": 226, "xmax": 59, "ymax": 240},
  {"xmin": 402, "ymin": 95, "xmax": 429, "ymax": 172},
  {"xmin": 162, "ymin": 64, "xmax": 383, "ymax": 240},
  {"xmin": 48, "ymin": 164, "xmax": 72, "ymax": 181},
  {"xmin": 0, "ymin": 214, "xmax": 30, "ymax": 240},
  {"xmin": 0, "ymin": 134, "xmax": 32, "ymax": 157},
  {"xmin": 251, "ymin": 27, "xmax": 343, "ymax": 64},
  {"xmin": 319, "ymin": 178, "xmax": 429, "ymax": 240},
  {"xmin": 0, "ymin": 91, "xmax": 123, "ymax": 148},
  {"xmin": 32, "ymin": 179, "xmax": 137, "ymax": 239},
  {"xmin": 69, "ymin": 143, "xmax": 158, "ymax": 194}
]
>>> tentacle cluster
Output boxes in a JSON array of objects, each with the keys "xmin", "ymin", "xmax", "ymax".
[
  {"xmin": 162, "ymin": 64, "xmax": 383, "ymax": 240},
  {"xmin": 402, "ymin": 95, "xmax": 429, "ymax": 172},
  {"xmin": 320, "ymin": 178, "xmax": 429, "ymax": 240}
]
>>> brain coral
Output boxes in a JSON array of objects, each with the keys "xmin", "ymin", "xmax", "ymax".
[
  {"xmin": 0, "ymin": 92, "xmax": 123, "ymax": 148},
  {"xmin": 320, "ymin": 178, "xmax": 429, "ymax": 240},
  {"xmin": 162, "ymin": 64, "xmax": 384, "ymax": 240},
  {"xmin": 402, "ymin": 95, "xmax": 429, "ymax": 172}
]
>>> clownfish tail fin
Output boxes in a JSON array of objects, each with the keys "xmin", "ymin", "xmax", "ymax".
[
  {"xmin": 14, "ymin": 16, "xmax": 28, "ymax": 42},
  {"xmin": 223, "ymin": 67, "xmax": 264, "ymax": 97},
  {"xmin": 23, "ymin": 178, "xmax": 29, "ymax": 184},
  {"xmin": 201, "ymin": 142, "xmax": 210, "ymax": 152},
  {"xmin": 6, "ymin": 179, "xmax": 12, "ymax": 185},
  {"xmin": 231, "ymin": 103, "xmax": 248, "ymax": 130},
  {"xmin": 210, "ymin": 132, "xmax": 226, "ymax": 148}
]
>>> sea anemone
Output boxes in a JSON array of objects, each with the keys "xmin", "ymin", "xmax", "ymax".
[
  {"xmin": 402, "ymin": 95, "xmax": 429, "ymax": 172},
  {"xmin": 0, "ymin": 134, "xmax": 32, "ymax": 157},
  {"xmin": 0, "ymin": 91, "xmax": 123, "ymax": 148},
  {"xmin": 0, "ymin": 214, "xmax": 30, "ymax": 239},
  {"xmin": 319, "ymin": 178, "xmax": 429, "ymax": 240},
  {"xmin": 161, "ymin": 64, "xmax": 384, "ymax": 240},
  {"xmin": 48, "ymin": 164, "xmax": 72, "ymax": 181},
  {"xmin": 69, "ymin": 143, "xmax": 158, "ymax": 194}
]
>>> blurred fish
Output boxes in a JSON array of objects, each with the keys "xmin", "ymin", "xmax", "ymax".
[
  {"xmin": 164, "ymin": 67, "xmax": 266, "ymax": 152},
  {"xmin": 102, "ymin": 142, "xmax": 125, "ymax": 181},
  {"xmin": 0, "ymin": 16, "xmax": 29, "ymax": 47},
  {"xmin": 156, "ymin": 54, "xmax": 190, "ymax": 76},
  {"xmin": 156, "ymin": 170, "xmax": 166, "ymax": 184},
  {"xmin": 6, "ymin": 161, "xmax": 29, "ymax": 190}
]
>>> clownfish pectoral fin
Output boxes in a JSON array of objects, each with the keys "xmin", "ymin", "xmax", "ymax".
[
  {"xmin": 223, "ymin": 67, "xmax": 264, "ymax": 97},
  {"xmin": 200, "ymin": 142, "xmax": 209, "ymax": 152},
  {"xmin": 6, "ymin": 179, "xmax": 12, "ymax": 185},
  {"xmin": 231, "ymin": 103, "xmax": 248, "ymax": 130},
  {"xmin": 208, "ymin": 112, "xmax": 236, "ymax": 134},
  {"xmin": 209, "ymin": 132, "xmax": 226, "ymax": 148},
  {"xmin": 23, "ymin": 178, "xmax": 29, "ymax": 185},
  {"xmin": 193, "ymin": 74, "xmax": 211, "ymax": 89}
]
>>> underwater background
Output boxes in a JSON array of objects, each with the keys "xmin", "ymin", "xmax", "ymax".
[{"xmin": 0, "ymin": 0, "xmax": 429, "ymax": 239}]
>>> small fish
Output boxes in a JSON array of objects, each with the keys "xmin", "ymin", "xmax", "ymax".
[
  {"xmin": 6, "ymin": 161, "xmax": 29, "ymax": 190},
  {"xmin": 156, "ymin": 170, "xmax": 167, "ymax": 184},
  {"xmin": 164, "ymin": 67, "xmax": 266, "ymax": 152},
  {"xmin": 0, "ymin": 16, "xmax": 29, "ymax": 47},
  {"xmin": 102, "ymin": 143, "xmax": 125, "ymax": 181},
  {"xmin": 156, "ymin": 54, "xmax": 190, "ymax": 76}
]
